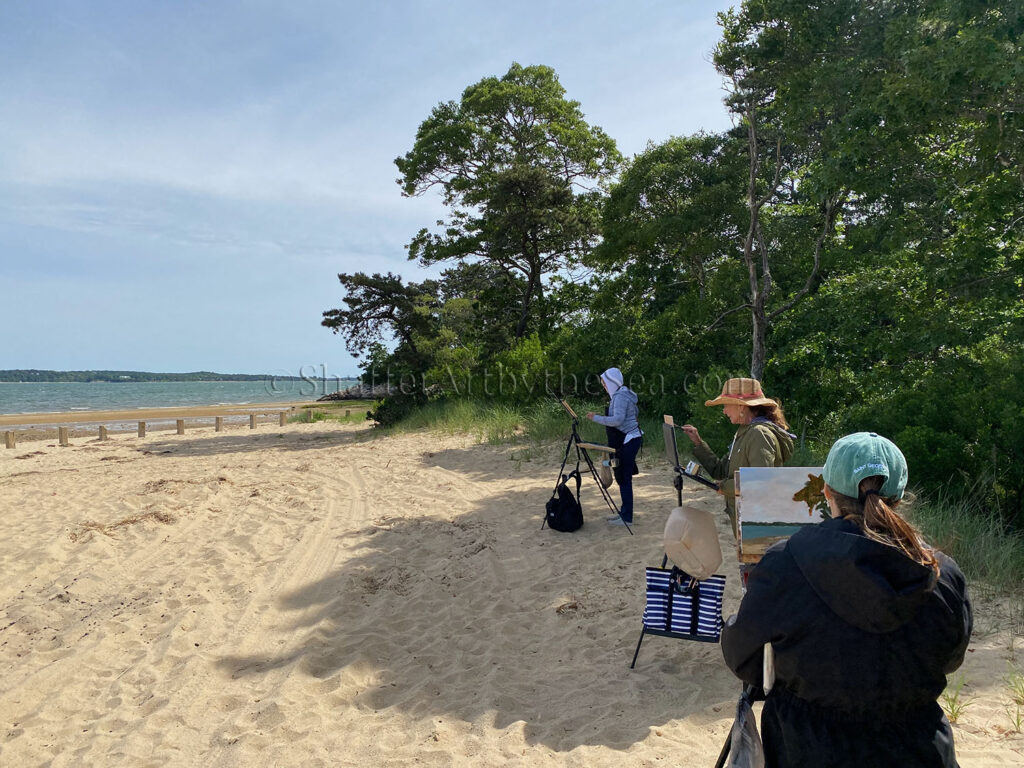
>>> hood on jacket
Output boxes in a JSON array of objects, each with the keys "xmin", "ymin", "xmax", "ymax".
[
  {"xmin": 613, "ymin": 387, "xmax": 638, "ymax": 406},
  {"xmin": 752, "ymin": 419, "xmax": 796, "ymax": 464},
  {"xmin": 601, "ymin": 367, "xmax": 624, "ymax": 395},
  {"xmin": 788, "ymin": 517, "xmax": 938, "ymax": 633}
]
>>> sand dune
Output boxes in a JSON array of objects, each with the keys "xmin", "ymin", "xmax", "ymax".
[{"xmin": 1, "ymin": 421, "xmax": 1020, "ymax": 766}]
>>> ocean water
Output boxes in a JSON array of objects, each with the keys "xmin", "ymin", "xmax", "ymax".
[
  {"xmin": 0, "ymin": 379, "xmax": 358, "ymax": 415},
  {"xmin": 740, "ymin": 523, "xmax": 809, "ymax": 542}
]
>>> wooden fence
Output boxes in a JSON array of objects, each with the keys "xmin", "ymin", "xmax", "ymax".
[{"xmin": 3, "ymin": 407, "xmax": 310, "ymax": 449}]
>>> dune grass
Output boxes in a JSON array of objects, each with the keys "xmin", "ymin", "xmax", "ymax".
[
  {"xmin": 909, "ymin": 491, "xmax": 1024, "ymax": 597},
  {"xmin": 381, "ymin": 396, "xmax": 676, "ymax": 455}
]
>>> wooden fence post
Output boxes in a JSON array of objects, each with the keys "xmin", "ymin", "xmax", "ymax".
[
  {"xmin": 4, "ymin": 431, "xmax": 14, "ymax": 449},
  {"xmin": 138, "ymin": 421, "xmax": 146, "ymax": 437},
  {"xmin": 215, "ymin": 416, "xmax": 223, "ymax": 432},
  {"xmin": 99, "ymin": 426, "xmax": 108, "ymax": 441},
  {"xmin": 176, "ymin": 419, "xmax": 185, "ymax": 435},
  {"xmin": 279, "ymin": 412, "xmax": 286, "ymax": 426},
  {"xmin": 249, "ymin": 414, "xmax": 257, "ymax": 429},
  {"xmin": 59, "ymin": 427, "xmax": 69, "ymax": 447}
]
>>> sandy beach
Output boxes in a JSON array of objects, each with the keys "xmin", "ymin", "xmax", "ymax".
[{"xmin": 1, "ymin": 419, "xmax": 1020, "ymax": 767}]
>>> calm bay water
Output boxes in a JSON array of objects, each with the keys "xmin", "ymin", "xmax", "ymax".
[
  {"xmin": 0, "ymin": 379, "xmax": 358, "ymax": 415},
  {"xmin": 741, "ymin": 524, "xmax": 808, "ymax": 542}
]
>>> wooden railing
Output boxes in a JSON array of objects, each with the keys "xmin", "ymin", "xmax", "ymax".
[{"xmin": 4, "ymin": 408, "xmax": 307, "ymax": 449}]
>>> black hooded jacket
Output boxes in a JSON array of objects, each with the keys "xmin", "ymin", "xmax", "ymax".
[{"xmin": 721, "ymin": 516, "xmax": 972, "ymax": 768}]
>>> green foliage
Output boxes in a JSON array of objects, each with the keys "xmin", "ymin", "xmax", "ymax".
[
  {"xmin": 369, "ymin": 392, "xmax": 426, "ymax": 428},
  {"xmin": 396, "ymin": 62, "xmax": 620, "ymax": 342},
  {"xmin": 488, "ymin": 334, "xmax": 550, "ymax": 401},
  {"xmin": 591, "ymin": 133, "xmax": 746, "ymax": 309},
  {"xmin": 323, "ymin": 7, "xmax": 1024, "ymax": 533}
]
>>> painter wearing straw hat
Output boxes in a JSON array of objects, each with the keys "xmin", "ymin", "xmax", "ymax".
[
  {"xmin": 681, "ymin": 378, "xmax": 794, "ymax": 536},
  {"xmin": 720, "ymin": 432, "xmax": 972, "ymax": 768}
]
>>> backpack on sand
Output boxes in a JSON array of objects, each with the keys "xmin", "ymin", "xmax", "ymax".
[{"xmin": 545, "ymin": 469, "xmax": 583, "ymax": 532}]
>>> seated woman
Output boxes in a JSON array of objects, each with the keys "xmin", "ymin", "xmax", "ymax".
[
  {"xmin": 681, "ymin": 377, "xmax": 794, "ymax": 535},
  {"xmin": 586, "ymin": 367, "xmax": 642, "ymax": 526},
  {"xmin": 720, "ymin": 432, "xmax": 973, "ymax": 768}
]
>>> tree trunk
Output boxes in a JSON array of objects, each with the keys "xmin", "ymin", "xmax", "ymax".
[
  {"xmin": 751, "ymin": 294, "xmax": 767, "ymax": 381},
  {"xmin": 514, "ymin": 270, "xmax": 539, "ymax": 339}
]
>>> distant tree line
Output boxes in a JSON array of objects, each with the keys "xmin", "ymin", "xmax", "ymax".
[
  {"xmin": 323, "ymin": 1, "xmax": 1023, "ymax": 523},
  {"xmin": 0, "ymin": 370, "xmax": 304, "ymax": 382}
]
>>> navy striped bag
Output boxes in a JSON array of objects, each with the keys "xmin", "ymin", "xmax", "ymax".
[{"xmin": 631, "ymin": 566, "xmax": 726, "ymax": 667}]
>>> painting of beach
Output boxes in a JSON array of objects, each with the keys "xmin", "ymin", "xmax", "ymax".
[{"xmin": 736, "ymin": 466, "xmax": 828, "ymax": 563}]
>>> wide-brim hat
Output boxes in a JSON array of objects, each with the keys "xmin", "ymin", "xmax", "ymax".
[
  {"xmin": 704, "ymin": 377, "xmax": 777, "ymax": 408},
  {"xmin": 663, "ymin": 506, "xmax": 723, "ymax": 580}
]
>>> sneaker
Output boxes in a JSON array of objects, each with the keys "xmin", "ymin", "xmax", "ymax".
[
  {"xmin": 605, "ymin": 515, "xmax": 621, "ymax": 522},
  {"xmin": 607, "ymin": 517, "xmax": 632, "ymax": 526}
]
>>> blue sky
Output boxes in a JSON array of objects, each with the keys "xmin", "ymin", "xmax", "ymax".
[
  {"xmin": 0, "ymin": 1, "xmax": 735, "ymax": 377},
  {"xmin": 738, "ymin": 467, "xmax": 826, "ymax": 524}
]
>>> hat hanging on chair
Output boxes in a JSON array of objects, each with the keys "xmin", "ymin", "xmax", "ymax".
[
  {"xmin": 663, "ymin": 506, "xmax": 723, "ymax": 580},
  {"xmin": 704, "ymin": 377, "xmax": 777, "ymax": 408}
]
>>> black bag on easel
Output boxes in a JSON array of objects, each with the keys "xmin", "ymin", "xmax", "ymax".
[{"xmin": 545, "ymin": 469, "xmax": 583, "ymax": 532}]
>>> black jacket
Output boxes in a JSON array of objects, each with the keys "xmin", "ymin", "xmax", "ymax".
[{"xmin": 721, "ymin": 517, "xmax": 972, "ymax": 768}]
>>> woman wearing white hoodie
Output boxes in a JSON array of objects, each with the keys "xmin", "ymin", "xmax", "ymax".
[{"xmin": 586, "ymin": 367, "xmax": 642, "ymax": 525}]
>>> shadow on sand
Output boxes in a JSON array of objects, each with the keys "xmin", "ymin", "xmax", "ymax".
[{"xmin": 211, "ymin": 439, "xmax": 741, "ymax": 752}]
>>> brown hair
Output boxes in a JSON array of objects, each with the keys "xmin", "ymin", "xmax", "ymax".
[
  {"xmin": 750, "ymin": 400, "xmax": 790, "ymax": 430},
  {"xmin": 828, "ymin": 476, "xmax": 939, "ymax": 575}
]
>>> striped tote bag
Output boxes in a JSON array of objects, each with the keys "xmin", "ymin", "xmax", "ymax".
[{"xmin": 642, "ymin": 566, "xmax": 725, "ymax": 642}]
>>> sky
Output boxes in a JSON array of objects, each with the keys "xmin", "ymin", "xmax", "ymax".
[
  {"xmin": 737, "ymin": 467, "xmax": 826, "ymax": 524},
  {"xmin": 0, "ymin": 1, "xmax": 736, "ymax": 377}
]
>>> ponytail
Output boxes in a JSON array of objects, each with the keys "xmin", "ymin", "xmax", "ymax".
[{"xmin": 828, "ymin": 477, "xmax": 939, "ymax": 575}]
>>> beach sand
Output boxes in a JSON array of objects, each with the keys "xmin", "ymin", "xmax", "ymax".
[{"xmin": 0, "ymin": 421, "xmax": 1020, "ymax": 766}]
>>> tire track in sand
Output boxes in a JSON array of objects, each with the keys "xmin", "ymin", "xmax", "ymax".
[{"xmin": 189, "ymin": 461, "xmax": 368, "ymax": 767}]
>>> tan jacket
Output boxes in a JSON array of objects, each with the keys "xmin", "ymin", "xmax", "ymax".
[{"xmin": 692, "ymin": 421, "xmax": 795, "ymax": 531}]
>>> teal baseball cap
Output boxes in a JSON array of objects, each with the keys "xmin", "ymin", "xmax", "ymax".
[{"xmin": 822, "ymin": 432, "xmax": 908, "ymax": 500}]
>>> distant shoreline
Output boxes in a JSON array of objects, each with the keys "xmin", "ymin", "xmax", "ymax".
[{"xmin": 0, "ymin": 370, "xmax": 357, "ymax": 383}]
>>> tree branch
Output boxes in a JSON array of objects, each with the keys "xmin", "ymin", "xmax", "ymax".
[
  {"xmin": 768, "ymin": 193, "xmax": 845, "ymax": 322},
  {"xmin": 706, "ymin": 302, "xmax": 753, "ymax": 332}
]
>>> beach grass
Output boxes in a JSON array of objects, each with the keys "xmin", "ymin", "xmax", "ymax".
[
  {"xmin": 379, "ymin": 397, "xmax": 672, "ymax": 456},
  {"xmin": 909, "ymin": 492, "xmax": 1024, "ymax": 596}
]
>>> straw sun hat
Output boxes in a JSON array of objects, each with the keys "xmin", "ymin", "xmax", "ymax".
[{"xmin": 704, "ymin": 377, "xmax": 777, "ymax": 408}]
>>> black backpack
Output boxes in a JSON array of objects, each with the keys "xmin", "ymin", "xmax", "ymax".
[{"xmin": 545, "ymin": 469, "xmax": 583, "ymax": 532}]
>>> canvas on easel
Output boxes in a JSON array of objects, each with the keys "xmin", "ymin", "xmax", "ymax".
[{"xmin": 735, "ymin": 466, "xmax": 829, "ymax": 563}]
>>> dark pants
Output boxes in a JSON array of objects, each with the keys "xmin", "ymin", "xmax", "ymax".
[{"xmin": 615, "ymin": 437, "xmax": 642, "ymax": 523}]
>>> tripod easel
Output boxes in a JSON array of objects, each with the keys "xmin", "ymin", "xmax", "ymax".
[{"xmin": 542, "ymin": 398, "xmax": 633, "ymax": 535}]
